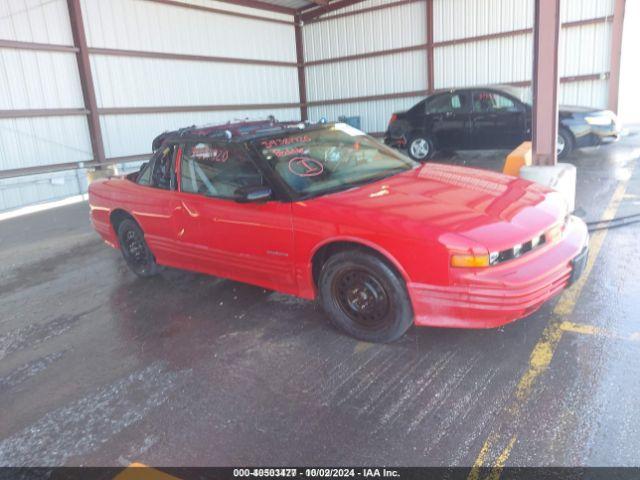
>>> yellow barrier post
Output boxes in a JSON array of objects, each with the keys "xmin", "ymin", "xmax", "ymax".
[{"xmin": 503, "ymin": 141, "xmax": 533, "ymax": 177}]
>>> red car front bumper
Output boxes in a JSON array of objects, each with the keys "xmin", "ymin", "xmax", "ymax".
[{"xmin": 408, "ymin": 216, "xmax": 589, "ymax": 329}]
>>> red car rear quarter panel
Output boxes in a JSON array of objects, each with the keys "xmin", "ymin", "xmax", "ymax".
[
  {"xmin": 88, "ymin": 179, "xmax": 121, "ymax": 247},
  {"xmin": 89, "ymin": 178, "xmax": 169, "ymax": 250},
  {"xmin": 90, "ymin": 176, "xmax": 299, "ymax": 296}
]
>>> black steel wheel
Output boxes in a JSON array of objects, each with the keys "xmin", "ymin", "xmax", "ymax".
[
  {"xmin": 117, "ymin": 218, "xmax": 161, "ymax": 277},
  {"xmin": 332, "ymin": 269, "xmax": 391, "ymax": 330},
  {"xmin": 319, "ymin": 250, "xmax": 413, "ymax": 343}
]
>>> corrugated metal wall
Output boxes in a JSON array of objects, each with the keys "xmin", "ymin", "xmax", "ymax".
[
  {"xmin": 0, "ymin": 0, "xmax": 91, "ymax": 210},
  {"xmin": 303, "ymin": 0, "xmax": 615, "ymax": 133},
  {"xmin": 0, "ymin": 0, "xmax": 299, "ymax": 211},
  {"xmin": 0, "ymin": 0, "xmax": 619, "ymax": 211},
  {"xmin": 83, "ymin": 0, "xmax": 299, "ymax": 159},
  {"xmin": 304, "ymin": 0, "xmax": 428, "ymax": 133}
]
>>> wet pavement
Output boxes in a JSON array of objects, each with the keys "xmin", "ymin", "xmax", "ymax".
[{"xmin": 1, "ymin": 137, "xmax": 640, "ymax": 467}]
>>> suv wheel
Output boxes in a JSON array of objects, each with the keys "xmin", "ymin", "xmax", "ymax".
[
  {"xmin": 318, "ymin": 250, "xmax": 414, "ymax": 343},
  {"xmin": 407, "ymin": 135, "xmax": 434, "ymax": 161},
  {"xmin": 557, "ymin": 129, "xmax": 574, "ymax": 159}
]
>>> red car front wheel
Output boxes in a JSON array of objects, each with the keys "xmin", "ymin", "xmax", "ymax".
[{"xmin": 319, "ymin": 250, "xmax": 413, "ymax": 343}]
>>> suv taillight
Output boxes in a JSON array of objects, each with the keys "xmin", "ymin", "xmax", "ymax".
[{"xmin": 388, "ymin": 114, "xmax": 398, "ymax": 126}]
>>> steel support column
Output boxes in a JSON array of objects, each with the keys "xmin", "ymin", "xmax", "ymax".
[
  {"xmin": 532, "ymin": 0, "xmax": 561, "ymax": 166},
  {"xmin": 426, "ymin": 0, "xmax": 434, "ymax": 93},
  {"xmin": 608, "ymin": 0, "xmax": 626, "ymax": 113},
  {"xmin": 294, "ymin": 15, "xmax": 308, "ymax": 122},
  {"xmin": 67, "ymin": 0, "xmax": 106, "ymax": 166}
]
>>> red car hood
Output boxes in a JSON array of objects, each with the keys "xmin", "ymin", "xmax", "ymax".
[{"xmin": 306, "ymin": 163, "xmax": 567, "ymax": 251}]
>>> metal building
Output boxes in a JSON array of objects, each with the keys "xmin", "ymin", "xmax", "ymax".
[{"xmin": 0, "ymin": 0, "xmax": 625, "ymax": 210}]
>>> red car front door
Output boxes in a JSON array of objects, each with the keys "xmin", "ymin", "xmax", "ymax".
[{"xmin": 172, "ymin": 142, "xmax": 297, "ymax": 295}]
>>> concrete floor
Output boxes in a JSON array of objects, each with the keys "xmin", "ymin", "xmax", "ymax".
[{"xmin": 1, "ymin": 137, "xmax": 640, "ymax": 468}]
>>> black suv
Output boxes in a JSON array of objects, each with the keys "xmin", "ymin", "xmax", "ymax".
[{"xmin": 385, "ymin": 87, "xmax": 621, "ymax": 161}]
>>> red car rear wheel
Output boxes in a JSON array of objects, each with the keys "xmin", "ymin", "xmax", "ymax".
[{"xmin": 117, "ymin": 219, "xmax": 161, "ymax": 278}]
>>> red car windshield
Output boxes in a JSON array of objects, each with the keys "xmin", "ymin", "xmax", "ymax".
[{"xmin": 255, "ymin": 124, "xmax": 417, "ymax": 197}]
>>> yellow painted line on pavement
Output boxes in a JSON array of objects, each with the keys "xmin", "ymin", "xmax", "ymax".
[
  {"xmin": 467, "ymin": 176, "xmax": 632, "ymax": 479},
  {"xmin": 114, "ymin": 463, "xmax": 182, "ymax": 480},
  {"xmin": 354, "ymin": 341, "xmax": 375, "ymax": 354},
  {"xmin": 488, "ymin": 436, "xmax": 517, "ymax": 480},
  {"xmin": 468, "ymin": 434, "xmax": 516, "ymax": 480},
  {"xmin": 560, "ymin": 321, "xmax": 640, "ymax": 342},
  {"xmin": 559, "ymin": 321, "xmax": 601, "ymax": 336}
]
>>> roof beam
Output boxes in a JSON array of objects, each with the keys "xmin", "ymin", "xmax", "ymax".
[
  {"xmin": 299, "ymin": 0, "xmax": 367, "ymax": 21},
  {"xmin": 145, "ymin": 0, "xmax": 294, "ymax": 25},
  {"xmin": 297, "ymin": 1, "xmax": 328, "ymax": 12},
  {"xmin": 208, "ymin": 0, "xmax": 297, "ymax": 15}
]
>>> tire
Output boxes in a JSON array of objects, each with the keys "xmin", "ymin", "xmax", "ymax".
[
  {"xmin": 407, "ymin": 134, "xmax": 435, "ymax": 162},
  {"xmin": 318, "ymin": 250, "xmax": 414, "ymax": 343},
  {"xmin": 117, "ymin": 218, "xmax": 161, "ymax": 277},
  {"xmin": 557, "ymin": 128, "xmax": 574, "ymax": 160}
]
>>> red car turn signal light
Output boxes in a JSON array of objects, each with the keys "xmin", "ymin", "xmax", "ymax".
[{"xmin": 451, "ymin": 253, "xmax": 490, "ymax": 268}]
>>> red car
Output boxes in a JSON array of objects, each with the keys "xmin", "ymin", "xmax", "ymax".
[{"xmin": 89, "ymin": 120, "xmax": 589, "ymax": 343}]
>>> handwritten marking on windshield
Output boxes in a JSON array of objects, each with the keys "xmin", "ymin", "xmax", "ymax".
[
  {"xmin": 261, "ymin": 135, "xmax": 311, "ymax": 149},
  {"xmin": 288, "ymin": 157, "xmax": 324, "ymax": 177},
  {"xmin": 273, "ymin": 147, "xmax": 305, "ymax": 158}
]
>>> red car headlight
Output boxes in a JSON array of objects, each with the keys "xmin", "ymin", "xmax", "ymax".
[{"xmin": 546, "ymin": 215, "xmax": 569, "ymax": 244}]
